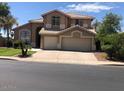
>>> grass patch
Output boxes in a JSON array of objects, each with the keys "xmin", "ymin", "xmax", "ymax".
[{"xmin": 0, "ymin": 48, "xmax": 36, "ymax": 56}]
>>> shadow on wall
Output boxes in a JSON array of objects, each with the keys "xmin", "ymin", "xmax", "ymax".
[{"xmin": 35, "ymin": 26, "xmax": 43, "ymax": 48}]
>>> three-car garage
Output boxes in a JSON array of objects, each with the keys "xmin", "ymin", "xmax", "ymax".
[{"xmin": 40, "ymin": 26, "xmax": 96, "ymax": 52}]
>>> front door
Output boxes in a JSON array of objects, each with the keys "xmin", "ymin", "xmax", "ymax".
[{"xmin": 35, "ymin": 27, "xmax": 42, "ymax": 48}]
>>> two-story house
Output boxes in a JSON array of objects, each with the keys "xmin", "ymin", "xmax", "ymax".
[{"xmin": 13, "ymin": 10, "xmax": 96, "ymax": 51}]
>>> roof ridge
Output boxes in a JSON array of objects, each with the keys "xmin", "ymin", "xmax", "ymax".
[{"xmin": 42, "ymin": 9, "xmax": 94, "ymax": 19}]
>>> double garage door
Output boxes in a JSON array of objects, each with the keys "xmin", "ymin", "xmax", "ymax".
[{"xmin": 62, "ymin": 37, "xmax": 92, "ymax": 51}]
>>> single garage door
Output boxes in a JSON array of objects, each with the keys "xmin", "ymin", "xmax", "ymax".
[
  {"xmin": 44, "ymin": 36, "xmax": 58, "ymax": 49},
  {"xmin": 62, "ymin": 37, "xmax": 92, "ymax": 51}
]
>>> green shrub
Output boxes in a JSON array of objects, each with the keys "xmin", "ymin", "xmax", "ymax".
[
  {"xmin": 19, "ymin": 40, "xmax": 32, "ymax": 57},
  {"xmin": 101, "ymin": 33, "xmax": 124, "ymax": 61},
  {"xmin": 13, "ymin": 40, "xmax": 21, "ymax": 49},
  {"xmin": 118, "ymin": 47, "xmax": 124, "ymax": 60},
  {"xmin": 102, "ymin": 45, "xmax": 114, "ymax": 59}
]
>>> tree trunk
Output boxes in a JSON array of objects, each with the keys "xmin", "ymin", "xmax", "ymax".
[
  {"xmin": 20, "ymin": 42, "xmax": 28, "ymax": 57},
  {"xmin": 6, "ymin": 28, "xmax": 9, "ymax": 47}
]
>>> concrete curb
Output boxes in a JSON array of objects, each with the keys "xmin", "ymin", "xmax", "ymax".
[
  {"xmin": 0, "ymin": 57, "xmax": 19, "ymax": 61},
  {"xmin": 0, "ymin": 56, "xmax": 124, "ymax": 66}
]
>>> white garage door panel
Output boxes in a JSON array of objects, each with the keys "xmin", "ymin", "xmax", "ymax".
[
  {"xmin": 62, "ymin": 37, "xmax": 91, "ymax": 51},
  {"xmin": 44, "ymin": 36, "xmax": 57, "ymax": 49}
]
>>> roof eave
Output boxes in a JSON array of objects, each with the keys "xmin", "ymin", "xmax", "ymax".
[
  {"xmin": 12, "ymin": 23, "xmax": 30, "ymax": 31},
  {"xmin": 41, "ymin": 9, "xmax": 71, "ymax": 18}
]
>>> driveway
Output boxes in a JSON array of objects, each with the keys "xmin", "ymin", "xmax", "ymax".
[
  {"xmin": 29, "ymin": 50, "xmax": 98, "ymax": 65},
  {"xmin": 0, "ymin": 49, "xmax": 124, "ymax": 65}
]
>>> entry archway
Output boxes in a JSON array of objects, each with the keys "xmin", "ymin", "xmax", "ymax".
[{"xmin": 35, "ymin": 26, "xmax": 42, "ymax": 48}]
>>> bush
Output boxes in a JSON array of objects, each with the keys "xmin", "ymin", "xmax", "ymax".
[
  {"xmin": 101, "ymin": 33, "xmax": 124, "ymax": 61},
  {"xmin": 95, "ymin": 39, "xmax": 101, "ymax": 51},
  {"xmin": 19, "ymin": 40, "xmax": 32, "ymax": 57},
  {"xmin": 118, "ymin": 47, "xmax": 124, "ymax": 60},
  {"xmin": 13, "ymin": 40, "xmax": 21, "ymax": 49},
  {"xmin": 102, "ymin": 45, "xmax": 114, "ymax": 59}
]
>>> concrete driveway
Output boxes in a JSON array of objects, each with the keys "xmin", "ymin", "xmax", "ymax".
[
  {"xmin": 29, "ymin": 50, "xmax": 98, "ymax": 65},
  {"xmin": 1, "ymin": 49, "xmax": 124, "ymax": 65}
]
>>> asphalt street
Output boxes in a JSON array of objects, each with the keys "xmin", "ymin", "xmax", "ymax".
[{"xmin": 0, "ymin": 59, "xmax": 124, "ymax": 91}]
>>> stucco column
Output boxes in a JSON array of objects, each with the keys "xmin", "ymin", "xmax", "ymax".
[
  {"xmin": 57, "ymin": 36, "xmax": 62, "ymax": 49},
  {"xmin": 91, "ymin": 37, "xmax": 96, "ymax": 51}
]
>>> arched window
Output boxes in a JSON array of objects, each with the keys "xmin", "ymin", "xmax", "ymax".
[{"xmin": 20, "ymin": 30, "xmax": 31, "ymax": 44}]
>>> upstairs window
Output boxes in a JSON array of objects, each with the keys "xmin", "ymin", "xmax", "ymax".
[
  {"xmin": 52, "ymin": 16, "xmax": 60, "ymax": 26},
  {"xmin": 75, "ymin": 19, "xmax": 83, "ymax": 26},
  {"xmin": 75, "ymin": 19, "xmax": 79, "ymax": 25}
]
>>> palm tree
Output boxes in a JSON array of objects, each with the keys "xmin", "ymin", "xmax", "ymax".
[
  {"xmin": 0, "ymin": 17, "xmax": 4, "ymax": 32},
  {"xmin": 0, "ymin": 2, "xmax": 10, "ymax": 17},
  {"xmin": 0, "ymin": 2, "xmax": 10, "ymax": 40},
  {"xmin": 2, "ymin": 15, "xmax": 17, "ymax": 47},
  {"xmin": 0, "ymin": 3, "xmax": 17, "ymax": 47}
]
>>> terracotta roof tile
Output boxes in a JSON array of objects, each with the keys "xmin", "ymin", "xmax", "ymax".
[
  {"xmin": 42, "ymin": 10, "xmax": 94, "ymax": 20},
  {"xmin": 66, "ymin": 13, "xmax": 94, "ymax": 19},
  {"xmin": 29, "ymin": 18, "xmax": 43, "ymax": 23},
  {"xmin": 39, "ymin": 25, "xmax": 96, "ymax": 35}
]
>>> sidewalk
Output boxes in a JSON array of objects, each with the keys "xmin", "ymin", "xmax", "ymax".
[{"xmin": 0, "ymin": 55, "xmax": 124, "ymax": 66}]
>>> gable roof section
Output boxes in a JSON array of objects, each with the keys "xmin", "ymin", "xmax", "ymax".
[
  {"xmin": 66, "ymin": 13, "xmax": 94, "ymax": 20},
  {"xmin": 42, "ymin": 9, "xmax": 70, "ymax": 18},
  {"xmin": 12, "ymin": 23, "xmax": 30, "ymax": 31},
  {"xmin": 42, "ymin": 9, "xmax": 94, "ymax": 20},
  {"xmin": 13, "ymin": 20, "xmax": 43, "ymax": 31},
  {"xmin": 59, "ymin": 25, "xmax": 96, "ymax": 35},
  {"xmin": 39, "ymin": 25, "xmax": 96, "ymax": 35},
  {"xmin": 29, "ymin": 18, "xmax": 43, "ymax": 23}
]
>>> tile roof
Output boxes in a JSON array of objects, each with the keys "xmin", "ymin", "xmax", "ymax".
[
  {"xmin": 42, "ymin": 10, "xmax": 94, "ymax": 20},
  {"xmin": 29, "ymin": 18, "xmax": 43, "ymax": 23},
  {"xmin": 39, "ymin": 25, "xmax": 96, "ymax": 35},
  {"xmin": 66, "ymin": 13, "xmax": 94, "ymax": 19}
]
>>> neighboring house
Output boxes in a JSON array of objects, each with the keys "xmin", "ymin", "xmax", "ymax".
[{"xmin": 13, "ymin": 10, "xmax": 96, "ymax": 51}]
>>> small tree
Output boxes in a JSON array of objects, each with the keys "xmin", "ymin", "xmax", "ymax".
[
  {"xmin": 98, "ymin": 12, "xmax": 122, "ymax": 35},
  {"xmin": 102, "ymin": 33, "xmax": 124, "ymax": 60},
  {"xmin": 96, "ymin": 12, "xmax": 122, "ymax": 51},
  {"xmin": 19, "ymin": 41, "xmax": 31, "ymax": 57}
]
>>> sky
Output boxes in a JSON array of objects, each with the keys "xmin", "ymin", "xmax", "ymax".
[{"xmin": 1, "ymin": 2, "xmax": 124, "ymax": 36}]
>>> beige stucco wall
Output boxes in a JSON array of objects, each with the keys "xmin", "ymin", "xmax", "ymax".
[
  {"xmin": 92, "ymin": 36, "xmax": 96, "ymax": 51},
  {"xmin": 42, "ymin": 11, "xmax": 93, "ymax": 33},
  {"xmin": 71, "ymin": 19, "xmax": 91, "ymax": 28},
  {"xmin": 44, "ymin": 12, "xmax": 92, "ymax": 30},
  {"xmin": 83, "ymin": 19, "xmax": 92, "ymax": 28},
  {"xmin": 43, "ymin": 11, "xmax": 68, "ymax": 30},
  {"xmin": 59, "ymin": 28, "xmax": 94, "ymax": 37}
]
